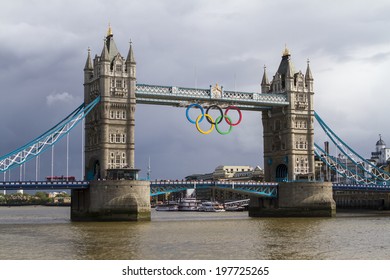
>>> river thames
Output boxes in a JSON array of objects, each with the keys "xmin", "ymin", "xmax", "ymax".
[{"xmin": 0, "ymin": 206, "xmax": 389, "ymax": 260}]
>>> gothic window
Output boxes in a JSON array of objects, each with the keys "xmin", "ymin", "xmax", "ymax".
[
  {"xmin": 111, "ymin": 79, "xmax": 115, "ymax": 88},
  {"xmin": 116, "ymin": 134, "xmax": 121, "ymax": 143},
  {"xmin": 121, "ymin": 134, "xmax": 126, "ymax": 143},
  {"xmin": 116, "ymin": 111, "xmax": 120, "ymax": 119},
  {"xmin": 115, "ymin": 64, "xmax": 122, "ymax": 72},
  {"xmin": 275, "ymin": 120, "xmax": 280, "ymax": 131},
  {"xmin": 122, "ymin": 111, "xmax": 126, "ymax": 119},
  {"xmin": 116, "ymin": 79, "xmax": 122, "ymax": 88},
  {"xmin": 110, "ymin": 111, "xmax": 114, "ymax": 119}
]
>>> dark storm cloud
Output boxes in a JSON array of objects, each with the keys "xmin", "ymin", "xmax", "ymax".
[{"xmin": 1, "ymin": 0, "xmax": 390, "ymax": 180}]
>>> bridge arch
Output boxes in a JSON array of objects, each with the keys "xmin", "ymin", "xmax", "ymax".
[{"xmin": 276, "ymin": 164, "xmax": 288, "ymax": 182}]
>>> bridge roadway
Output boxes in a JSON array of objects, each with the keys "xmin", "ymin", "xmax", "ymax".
[{"xmin": 2, "ymin": 180, "xmax": 390, "ymax": 196}]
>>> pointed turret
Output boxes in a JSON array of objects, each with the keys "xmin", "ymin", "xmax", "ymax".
[
  {"xmin": 100, "ymin": 24, "xmax": 121, "ymax": 63},
  {"xmin": 101, "ymin": 39, "xmax": 109, "ymax": 62},
  {"xmin": 276, "ymin": 45, "xmax": 295, "ymax": 90},
  {"xmin": 261, "ymin": 65, "xmax": 270, "ymax": 93},
  {"xmin": 305, "ymin": 59, "xmax": 314, "ymax": 91},
  {"xmin": 305, "ymin": 59, "xmax": 313, "ymax": 80},
  {"xmin": 126, "ymin": 40, "xmax": 136, "ymax": 78},
  {"xmin": 84, "ymin": 47, "xmax": 93, "ymax": 82},
  {"xmin": 84, "ymin": 47, "xmax": 93, "ymax": 71},
  {"xmin": 126, "ymin": 40, "xmax": 136, "ymax": 64}
]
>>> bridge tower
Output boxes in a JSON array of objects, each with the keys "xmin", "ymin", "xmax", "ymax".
[
  {"xmin": 71, "ymin": 26, "xmax": 150, "ymax": 221},
  {"xmin": 250, "ymin": 47, "xmax": 336, "ymax": 217},
  {"xmin": 262, "ymin": 47, "xmax": 315, "ymax": 182}
]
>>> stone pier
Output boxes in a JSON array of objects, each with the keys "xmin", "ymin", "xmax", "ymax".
[
  {"xmin": 249, "ymin": 181, "xmax": 336, "ymax": 217},
  {"xmin": 71, "ymin": 180, "xmax": 150, "ymax": 221}
]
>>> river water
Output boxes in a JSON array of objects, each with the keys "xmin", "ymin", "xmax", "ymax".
[{"xmin": 0, "ymin": 206, "xmax": 389, "ymax": 260}]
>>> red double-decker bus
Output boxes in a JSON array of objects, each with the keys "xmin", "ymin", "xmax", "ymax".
[{"xmin": 46, "ymin": 175, "xmax": 76, "ymax": 181}]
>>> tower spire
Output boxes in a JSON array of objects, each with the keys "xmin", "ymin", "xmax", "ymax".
[
  {"xmin": 305, "ymin": 59, "xmax": 314, "ymax": 91},
  {"xmin": 261, "ymin": 65, "xmax": 270, "ymax": 93},
  {"xmin": 126, "ymin": 39, "xmax": 135, "ymax": 63},
  {"xmin": 107, "ymin": 23, "xmax": 113, "ymax": 37},
  {"xmin": 84, "ymin": 47, "xmax": 93, "ymax": 71},
  {"xmin": 305, "ymin": 59, "xmax": 313, "ymax": 80},
  {"xmin": 101, "ymin": 38, "xmax": 109, "ymax": 61},
  {"xmin": 282, "ymin": 44, "xmax": 290, "ymax": 57}
]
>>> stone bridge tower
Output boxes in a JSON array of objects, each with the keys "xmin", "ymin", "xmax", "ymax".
[
  {"xmin": 83, "ymin": 26, "xmax": 136, "ymax": 180},
  {"xmin": 71, "ymin": 27, "xmax": 150, "ymax": 221},
  {"xmin": 249, "ymin": 47, "xmax": 335, "ymax": 217},
  {"xmin": 261, "ymin": 47, "xmax": 315, "ymax": 182}
]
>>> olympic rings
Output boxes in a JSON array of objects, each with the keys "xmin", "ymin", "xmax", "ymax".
[
  {"xmin": 186, "ymin": 103, "xmax": 242, "ymax": 135},
  {"xmin": 196, "ymin": 114, "xmax": 214, "ymax": 135}
]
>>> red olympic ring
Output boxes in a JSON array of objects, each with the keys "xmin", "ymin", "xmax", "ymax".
[{"xmin": 224, "ymin": 105, "xmax": 242, "ymax": 126}]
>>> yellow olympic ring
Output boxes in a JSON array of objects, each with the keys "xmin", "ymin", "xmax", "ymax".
[{"xmin": 196, "ymin": 113, "xmax": 214, "ymax": 134}]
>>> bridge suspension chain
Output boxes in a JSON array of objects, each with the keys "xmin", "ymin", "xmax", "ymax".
[
  {"xmin": 314, "ymin": 143, "xmax": 375, "ymax": 184},
  {"xmin": 0, "ymin": 96, "xmax": 100, "ymax": 173},
  {"xmin": 314, "ymin": 112, "xmax": 390, "ymax": 184}
]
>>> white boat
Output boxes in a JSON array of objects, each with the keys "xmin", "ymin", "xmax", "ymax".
[
  {"xmin": 178, "ymin": 198, "xmax": 201, "ymax": 211},
  {"xmin": 198, "ymin": 201, "xmax": 225, "ymax": 212},
  {"xmin": 224, "ymin": 205, "xmax": 245, "ymax": 211},
  {"xmin": 155, "ymin": 201, "xmax": 179, "ymax": 211}
]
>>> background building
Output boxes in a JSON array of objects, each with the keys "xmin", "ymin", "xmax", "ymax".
[
  {"xmin": 371, "ymin": 135, "xmax": 390, "ymax": 166},
  {"xmin": 184, "ymin": 165, "xmax": 264, "ymax": 201}
]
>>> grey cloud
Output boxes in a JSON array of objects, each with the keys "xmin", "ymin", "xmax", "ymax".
[{"xmin": 1, "ymin": 0, "xmax": 390, "ymax": 180}]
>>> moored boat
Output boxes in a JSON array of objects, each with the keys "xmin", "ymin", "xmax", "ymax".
[
  {"xmin": 178, "ymin": 198, "xmax": 201, "ymax": 211},
  {"xmin": 198, "ymin": 201, "xmax": 225, "ymax": 212},
  {"xmin": 155, "ymin": 201, "xmax": 179, "ymax": 211}
]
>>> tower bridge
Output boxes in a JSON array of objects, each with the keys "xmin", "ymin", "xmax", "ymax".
[
  {"xmin": 79, "ymin": 26, "xmax": 335, "ymax": 220},
  {"xmin": 4, "ymin": 26, "xmax": 389, "ymax": 220}
]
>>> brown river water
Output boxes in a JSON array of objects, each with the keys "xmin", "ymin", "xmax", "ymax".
[{"xmin": 0, "ymin": 206, "xmax": 389, "ymax": 260}]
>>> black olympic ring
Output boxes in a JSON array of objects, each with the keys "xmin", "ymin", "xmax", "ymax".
[{"xmin": 206, "ymin": 105, "xmax": 224, "ymax": 125}]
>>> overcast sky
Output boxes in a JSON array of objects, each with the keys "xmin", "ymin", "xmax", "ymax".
[{"xmin": 1, "ymin": 0, "xmax": 390, "ymax": 180}]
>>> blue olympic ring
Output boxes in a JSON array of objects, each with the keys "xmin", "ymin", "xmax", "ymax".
[{"xmin": 186, "ymin": 103, "xmax": 204, "ymax": 124}]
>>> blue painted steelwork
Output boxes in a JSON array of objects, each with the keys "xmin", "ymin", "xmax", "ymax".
[
  {"xmin": 3, "ymin": 179, "xmax": 390, "ymax": 194},
  {"xmin": 333, "ymin": 183, "xmax": 390, "ymax": 192},
  {"xmin": 314, "ymin": 111, "xmax": 390, "ymax": 183},
  {"xmin": 135, "ymin": 84, "xmax": 288, "ymax": 111},
  {"xmin": 314, "ymin": 143, "xmax": 375, "ymax": 184},
  {"xmin": 150, "ymin": 180, "xmax": 278, "ymax": 198},
  {"xmin": 0, "ymin": 96, "xmax": 101, "ymax": 173},
  {"xmin": 0, "ymin": 181, "xmax": 89, "ymax": 190}
]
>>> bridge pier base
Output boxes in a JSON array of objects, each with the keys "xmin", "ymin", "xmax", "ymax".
[
  {"xmin": 71, "ymin": 180, "xmax": 150, "ymax": 221},
  {"xmin": 249, "ymin": 181, "xmax": 336, "ymax": 217}
]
